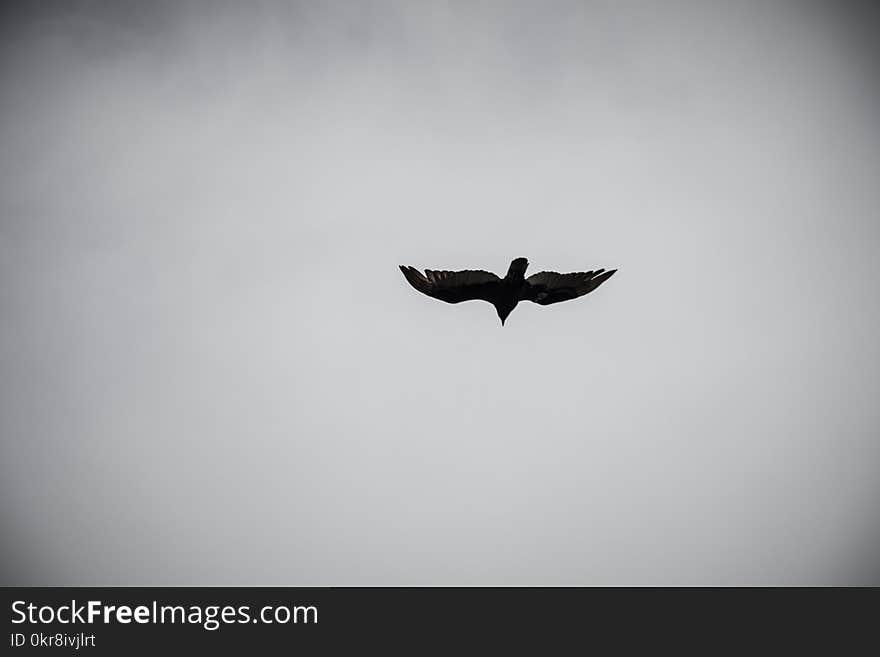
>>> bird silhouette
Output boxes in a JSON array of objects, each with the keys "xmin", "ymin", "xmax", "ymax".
[{"xmin": 399, "ymin": 257, "xmax": 616, "ymax": 325}]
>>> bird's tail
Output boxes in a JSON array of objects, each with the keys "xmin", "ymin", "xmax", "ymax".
[{"xmin": 507, "ymin": 257, "xmax": 529, "ymax": 279}]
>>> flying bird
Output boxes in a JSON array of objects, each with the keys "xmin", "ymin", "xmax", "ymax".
[{"xmin": 399, "ymin": 257, "xmax": 616, "ymax": 325}]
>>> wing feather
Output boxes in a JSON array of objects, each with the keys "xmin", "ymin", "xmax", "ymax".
[
  {"xmin": 399, "ymin": 265, "xmax": 501, "ymax": 304},
  {"xmin": 521, "ymin": 269, "xmax": 616, "ymax": 305}
]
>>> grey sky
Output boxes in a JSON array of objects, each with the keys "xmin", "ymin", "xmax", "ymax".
[{"xmin": 1, "ymin": 1, "xmax": 879, "ymax": 584}]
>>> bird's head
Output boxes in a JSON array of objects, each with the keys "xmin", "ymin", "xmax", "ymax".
[{"xmin": 497, "ymin": 306, "xmax": 512, "ymax": 326}]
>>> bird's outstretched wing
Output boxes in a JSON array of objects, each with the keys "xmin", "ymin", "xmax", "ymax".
[
  {"xmin": 521, "ymin": 269, "xmax": 616, "ymax": 305},
  {"xmin": 399, "ymin": 266, "xmax": 501, "ymax": 304}
]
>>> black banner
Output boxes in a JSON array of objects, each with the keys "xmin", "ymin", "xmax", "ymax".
[{"xmin": 2, "ymin": 587, "xmax": 875, "ymax": 651}]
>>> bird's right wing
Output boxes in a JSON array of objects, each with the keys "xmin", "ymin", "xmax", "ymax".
[
  {"xmin": 521, "ymin": 269, "xmax": 616, "ymax": 305},
  {"xmin": 399, "ymin": 266, "xmax": 501, "ymax": 304}
]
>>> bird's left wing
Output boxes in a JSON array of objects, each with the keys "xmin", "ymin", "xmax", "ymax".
[
  {"xmin": 521, "ymin": 269, "xmax": 616, "ymax": 305},
  {"xmin": 399, "ymin": 266, "xmax": 501, "ymax": 304}
]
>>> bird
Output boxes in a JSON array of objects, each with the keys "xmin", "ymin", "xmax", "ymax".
[{"xmin": 399, "ymin": 257, "xmax": 616, "ymax": 325}]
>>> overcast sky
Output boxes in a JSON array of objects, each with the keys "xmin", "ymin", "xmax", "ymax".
[{"xmin": 1, "ymin": 0, "xmax": 879, "ymax": 585}]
